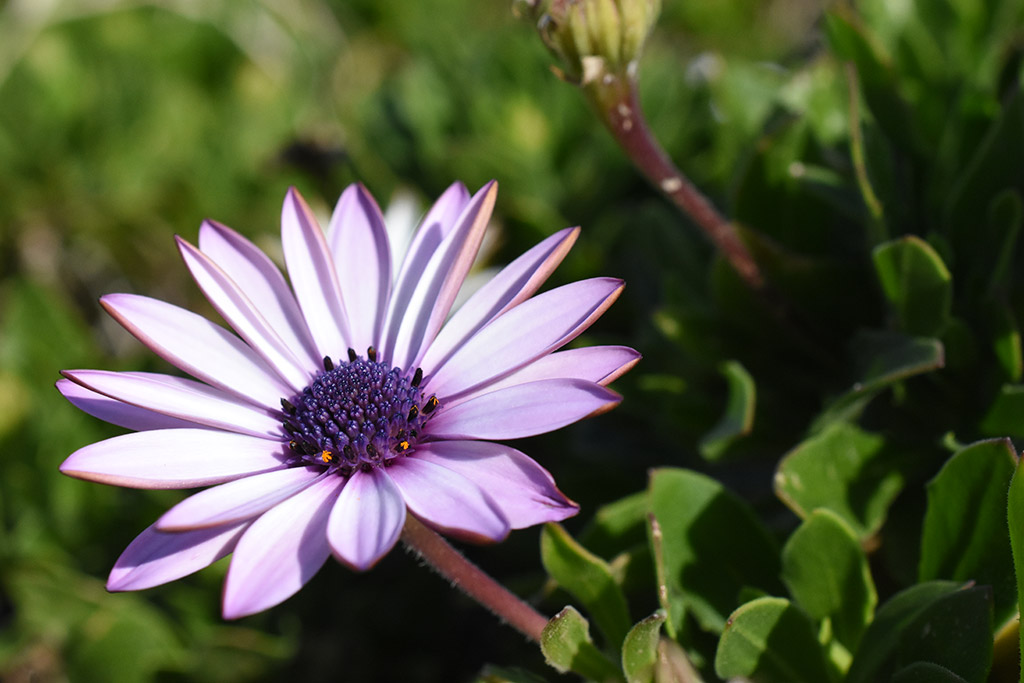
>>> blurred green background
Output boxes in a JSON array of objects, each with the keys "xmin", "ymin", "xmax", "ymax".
[{"xmin": 9, "ymin": 0, "xmax": 1014, "ymax": 680}]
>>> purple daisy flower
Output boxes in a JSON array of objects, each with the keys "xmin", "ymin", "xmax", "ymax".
[{"xmin": 58, "ymin": 181, "xmax": 637, "ymax": 619}]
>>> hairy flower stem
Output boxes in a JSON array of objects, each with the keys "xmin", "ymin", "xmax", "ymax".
[
  {"xmin": 584, "ymin": 70, "xmax": 765, "ymax": 291},
  {"xmin": 401, "ymin": 514, "xmax": 549, "ymax": 642}
]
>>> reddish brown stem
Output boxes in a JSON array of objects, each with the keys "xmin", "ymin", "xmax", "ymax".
[
  {"xmin": 400, "ymin": 514, "xmax": 549, "ymax": 643},
  {"xmin": 585, "ymin": 71, "xmax": 765, "ymax": 292}
]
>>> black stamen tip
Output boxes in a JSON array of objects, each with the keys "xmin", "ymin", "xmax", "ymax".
[
  {"xmin": 281, "ymin": 398, "xmax": 296, "ymax": 414},
  {"xmin": 348, "ymin": 348, "xmax": 357, "ymax": 362},
  {"xmin": 367, "ymin": 346, "xmax": 377, "ymax": 362},
  {"xmin": 423, "ymin": 396, "xmax": 439, "ymax": 414},
  {"xmin": 408, "ymin": 405, "xmax": 419, "ymax": 421},
  {"xmin": 411, "ymin": 368, "xmax": 423, "ymax": 387},
  {"xmin": 323, "ymin": 355, "xmax": 334, "ymax": 371}
]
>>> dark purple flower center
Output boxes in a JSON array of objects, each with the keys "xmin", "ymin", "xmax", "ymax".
[{"xmin": 280, "ymin": 348, "xmax": 438, "ymax": 475}]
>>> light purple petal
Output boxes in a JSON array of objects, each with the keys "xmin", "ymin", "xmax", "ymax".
[
  {"xmin": 424, "ymin": 378, "xmax": 621, "ymax": 440},
  {"xmin": 326, "ymin": 184, "xmax": 392, "ymax": 353},
  {"xmin": 198, "ymin": 220, "xmax": 320, "ymax": 370},
  {"xmin": 446, "ymin": 346, "xmax": 640, "ymax": 408},
  {"xmin": 57, "ymin": 378, "xmax": 196, "ymax": 431},
  {"xmin": 326, "ymin": 468, "xmax": 406, "ymax": 571},
  {"xmin": 62, "ymin": 370, "xmax": 283, "ymax": 438},
  {"xmin": 101, "ymin": 293, "xmax": 290, "ymax": 409},
  {"xmin": 384, "ymin": 182, "xmax": 496, "ymax": 370},
  {"xmin": 222, "ymin": 474, "xmax": 345, "ymax": 619},
  {"xmin": 107, "ymin": 520, "xmax": 249, "ymax": 591},
  {"xmin": 381, "ymin": 183, "xmax": 470, "ymax": 363},
  {"xmin": 424, "ymin": 278, "xmax": 624, "ymax": 400},
  {"xmin": 388, "ymin": 457, "xmax": 509, "ymax": 543},
  {"xmin": 280, "ymin": 187, "xmax": 351, "ymax": 359},
  {"xmin": 157, "ymin": 467, "xmax": 324, "ymax": 531},
  {"xmin": 412, "ymin": 441, "xmax": 578, "ymax": 528},
  {"xmin": 419, "ymin": 227, "xmax": 580, "ymax": 376},
  {"xmin": 178, "ymin": 237, "xmax": 312, "ymax": 391},
  {"xmin": 60, "ymin": 429, "xmax": 288, "ymax": 489}
]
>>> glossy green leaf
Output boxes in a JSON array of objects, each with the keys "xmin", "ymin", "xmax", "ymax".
[
  {"xmin": 621, "ymin": 611, "xmax": 665, "ymax": 683},
  {"xmin": 541, "ymin": 523, "xmax": 631, "ymax": 648},
  {"xmin": 539, "ymin": 606, "xmax": 621, "ymax": 682},
  {"xmin": 775, "ymin": 422, "xmax": 904, "ymax": 539},
  {"xmin": 714, "ymin": 597, "xmax": 834, "ymax": 683},
  {"xmin": 1006, "ymin": 456, "xmax": 1024, "ymax": 680},
  {"xmin": 872, "ymin": 236, "xmax": 952, "ymax": 337},
  {"xmin": 699, "ymin": 360, "xmax": 756, "ymax": 462},
  {"xmin": 781, "ymin": 509, "xmax": 876, "ymax": 653},
  {"xmin": 846, "ymin": 581, "xmax": 993, "ymax": 683},
  {"xmin": 919, "ymin": 439, "xmax": 1017, "ymax": 627},
  {"xmin": 649, "ymin": 468, "xmax": 781, "ymax": 634},
  {"xmin": 980, "ymin": 384, "xmax": 1024, "ymax": 438},
  {"xmin": 891, "ymin": 662, "xmax": 969, "ymax": 683}
]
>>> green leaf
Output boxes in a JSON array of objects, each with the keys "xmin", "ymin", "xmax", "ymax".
[
  {"xmin": 849, "ymin": 330, "xmax": 945, "ymax": 394},
  {"xmin": 621, "ymin": 611, "xmax": 665, "ymax": 683},
  {"xmin": 649, "ymin": 468, "xmax": 781, "ymax": 634},
  {"xmin": 699, "ymin": 360, "xmax": 756, "ymax": 462},
  {"xmin": 775, "ymin": 422, "xmax": 904, "ymax": 539},
  {"xmin": 579, "ymin": 491, "xmax": 650, "ymax": 556},
  {"xmin": 539, "ymin": 606, "xmax": 622, "ymax": 682},
  {"xmin": 781, "ymin": 509, "xmax": 876, "ymax": 654},
  {"xmin": 919, "ymin": 439, "xmax": 1017, "ymax": 627},
  {"xmin": 1006, "ymin": 456, "xmax": 1024, "ymax": 680},
  {"xmin": 540, "ymin": 523, "xmax": 632, "ymax": 648},
  {"xmin": 714, "ymin": 597, "xmax": 834, "ymax": 683},
  {"xmin": 846, "ymin": 581, "xmax": 993, "ymax": 683},
  {"xmin": 891, "ymin": 662, "xmax": 969, "ymax": 683},
  {"xmin": 872, "ymin": 236, "xmax": 952, "ymax": 337},
  {"xmin": 980, "ymin": 384, "xmax": 1024, "ymax": 438},
  {"xmin": 987, "ymin": 303, "xmax": 1023, "ymax": 383}
]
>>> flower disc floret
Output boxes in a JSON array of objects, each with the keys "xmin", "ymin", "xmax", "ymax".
[{"xmin": 282, "ymin": 349, "xmax": 436, "ymax": 474}]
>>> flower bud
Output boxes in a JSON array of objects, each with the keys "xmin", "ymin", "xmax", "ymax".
[{"xmin": 518, "ymin": 0, "xmax": 661, "ymax": 84}]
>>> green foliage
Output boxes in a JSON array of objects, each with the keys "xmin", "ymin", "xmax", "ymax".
[
  {"xmin": 7, "ymin": 0, "xmax": 1024, "ymax": 680},
  {"xmin": 781, "ymin": 509, "xmax": 876, "ymax": 655},
  {"xmin": 620, "ymin": 611, "xmax": 665, "ymax": 683},
  {"xmin": 714, "ymin": 597, "xmax": 834, "ymax": 683}
]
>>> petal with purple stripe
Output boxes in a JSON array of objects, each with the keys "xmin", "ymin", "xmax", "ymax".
[
  {"xmin": 62, "ymin": 370, "xmax": 283, "ymax": 438},
  {"xmin": 198, "ymin": 220, "xmax": 320, "ymax": 369},
  {"xmin": 326, "ymin": 468, "xmax": 406, "ymax": 571},
  {"xmin": 387, "ymin": 457, "xmax": 509, "ymax": 543},
  {"xmin": 326, "ymin": 184, "xmax": 392, "ymax": 353},
  {"xmin": 424, "ymin": 278, "xmax": 624, "ymax": 399},
  {"xmin": 280, "ymin": 187, "xmax": 351, "ymax": 359},
  {"xmin": 222, "ymin": 474, "xmax": 345, "ymax": 619},
  {"xmin": 411, "ymin": 441, "xmax": 578, "ymax": 528},
  {"xmin": 381, "ymin": 182, "xmax": 470, "ymax": 363},
  {"xmin": 101, "ymin": 293, "xmax": 290, "ymax": 409},
  {"xmin": 385, "ymin": 182, "xmax": 496, "ymax": 371},
  {"xmin": 60, "ymin": 429, "xmax": 288, "ymax": 489},
  {"xmin": 107, "ymin": 520, "xmax": 249, "ymax": 591},
  {"xmin": 157, "ymin": 467, "xmax": 324, "ymax": 531},
  {"xmin": 420, "ymin": 226, "xmax": 579, "ymax": 375},
  {"xmin": 178, "ymin": 237, "xmax": 311, "ymax": 390},
  {"xmin": 57, "ymin": 379, "xmax": 195, "ymax": 431},
  {"xmin": 424, "ymin": 378, "xmax": 621, "ymax": 440},
  {"xmin": 446, "ymin": 346, "xmax": 640, "ymax": 407}
]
